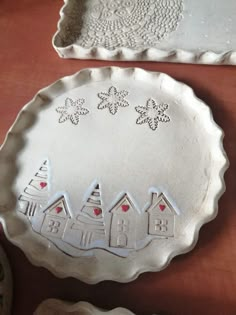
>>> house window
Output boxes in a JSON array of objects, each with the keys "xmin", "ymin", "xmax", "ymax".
[
  {"xmin": 46, "ymin": 219, "xmax": 61, "ymax": 234},
  {"xmin": 117, "ymin": 219, "xmax": 129, "ymax": 232},
  {"xmin": 154, "ymin": 219, "xmax": 168, "ymax": 232}
]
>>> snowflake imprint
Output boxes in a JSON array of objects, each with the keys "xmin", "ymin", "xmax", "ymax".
[
  {"xmin": 97, "ymin": 86, "xmax": 129, "ymax": 115},
  {"xmin": 56, "ymin": 98, "xmax": 89, "ymax": 125},
  {"xmin": 135, "ymin": 98, "xmax": 170, "ymax": 131}
]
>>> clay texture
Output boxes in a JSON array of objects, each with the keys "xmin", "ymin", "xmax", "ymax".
[
  {"xmin": 0, "ymin": 67, "xmax": 228, "ymax": 283},
  {"xmin": 53, "ymin": 0, "xmax": 236, "ymax": 64}
]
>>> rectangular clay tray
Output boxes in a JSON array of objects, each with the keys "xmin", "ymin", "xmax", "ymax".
[{"xmin": 53, "ymin": 0, "xmax": 236, "ymax": 65}]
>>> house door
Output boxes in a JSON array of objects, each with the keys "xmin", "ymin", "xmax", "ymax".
[{"xmin": 117, "ymin": 233, "xmax": 128, "ymax": 248}]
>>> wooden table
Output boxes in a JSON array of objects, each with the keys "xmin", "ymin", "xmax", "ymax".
[{"xmin": 0, "ymin": 1, "xmax": 236, "ymax": 314}]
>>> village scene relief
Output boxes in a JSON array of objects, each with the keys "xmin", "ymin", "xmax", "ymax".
[{"xmin": 16, "ymin": 160, "xmax": 179, "ymax": 257}]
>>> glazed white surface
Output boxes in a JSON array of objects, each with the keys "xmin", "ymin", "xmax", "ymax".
[{"xmin": 0, "ymin": 68, "xmax": 228, "ymax": 283}]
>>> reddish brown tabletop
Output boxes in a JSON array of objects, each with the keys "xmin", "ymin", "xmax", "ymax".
[{"xmin": 0, "ymin": 1, "xmax": 236, "ymax": 314}]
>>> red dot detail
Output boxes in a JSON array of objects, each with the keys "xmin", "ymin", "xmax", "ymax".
[
  {"xmin": 94, "ymin": 208, "xmax": 102, "ymax": 216},
  {"xmin": 56, "ymin": 207, "xmax": 63, "ymax": 214},
  {"xmin": 159, "ymin": 204, "xmax": 166, "ymax": 211},
  {"xmin": 121, "ymin": 205, "xmax": 129, "ymax": 212},
  {"xmin": 40, "ymin": 182, "xmax": 47, "ymax": 189}
]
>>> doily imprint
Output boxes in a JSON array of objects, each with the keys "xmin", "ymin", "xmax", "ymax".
[{"xmin": 59, "ymin": 0, "xmax": 184, "ymax": 49}]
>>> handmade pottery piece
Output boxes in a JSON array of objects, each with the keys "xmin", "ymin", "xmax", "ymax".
[
  {"xmin": 34, "ymin": 299, "xmax": 135, "ymax": 315},
  {"xmin": 53, "ymin": 0, "xmax": 236, "ymax": 64},
  {"xmin": 0, "ymin": 67, "xmax": 228, "ymax": 283}
]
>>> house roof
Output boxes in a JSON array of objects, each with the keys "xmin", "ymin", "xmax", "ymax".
[
  {"xmin": 146, "ymin": 192, "xmax": 177, "ymax": 215},
  {"xmin": 109, "ymin": 193, "xmax": 138, "ymax": 214},
  {"xmin": 43, "ymin": 195, "xmax": 72, "ymax": 218}
]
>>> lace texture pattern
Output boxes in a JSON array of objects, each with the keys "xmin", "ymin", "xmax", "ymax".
[{"xmin": 59, "ymin": 0, "xmax": 184, "ymax": 49}]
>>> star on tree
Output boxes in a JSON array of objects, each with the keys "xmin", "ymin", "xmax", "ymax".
[
  {"xmin": 135, "ymin": 98, "xmax": 170, "ymax": 131},
  {"xmin": 97, "ymin": 86, "xmax": 129, "ymax": 115},
  {"xmin": 56, "ymin": 98, "xmax": 89, "ymax": 125}
]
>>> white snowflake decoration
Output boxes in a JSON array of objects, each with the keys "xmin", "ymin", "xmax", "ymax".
[
  {"xmin": 135, "ymin": 98, "xmax": 170, "ymax": 131},
  {"xmin": 56, "ymin": 98, "xmax": 89, "ymax": 125},
  {"xmin": 97, "ymin": 86, "xmax": 129, "ymax": 115}
]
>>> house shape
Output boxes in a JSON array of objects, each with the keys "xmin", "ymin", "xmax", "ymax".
[
  {"xmin": 109, "ymin": 194, "xmax": 139, "ymax": 249},
  {"xmin": 146, "ymin": 192, "xmax": 178, "ymax": 238},
  {"xmin": 41, "ymin": 195, "xmax": 72, "ymax": 240}
]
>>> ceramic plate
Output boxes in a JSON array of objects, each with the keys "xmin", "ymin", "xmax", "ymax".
[
  {"xmin": 53, "ymin": 0, "xmax": 236, "ymax": 64},
  {"xmin": 0, "ymin": 67, "xmax": 228, "ymax": 283},
  {"xmin": 34, "ymin": 300, "xmax": 134, "ymax": 315}
]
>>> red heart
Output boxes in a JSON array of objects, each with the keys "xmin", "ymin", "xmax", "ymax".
[
  {"xmin": 56, "ymin": 206, "xmax": 62, "ymax": 214},
  {"xmin": 40, "ymin": 182, "xmax": 47, "ymax": 189},
  {"xmin": 159, "ymin": 204, "xmax": 166, "ymax": 211},
  {"xmin": 94, "ymin": 208, "xmax": 102, "ymax": 216},
  {"xmin": 121, "ymin": 205, "xmax": 129, "ymax": 212}
]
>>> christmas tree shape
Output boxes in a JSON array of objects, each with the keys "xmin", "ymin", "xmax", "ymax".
[
  {"xmin": 17, "ymin": 160, "xmax": 49, "ymax": 219},
  {"xmin": 73, "ymin": 183, "xmax": 106, "ymax": 249},
  {"xmin": 79, "ymin": 184, "xmax": 103, "ymax": 220}
]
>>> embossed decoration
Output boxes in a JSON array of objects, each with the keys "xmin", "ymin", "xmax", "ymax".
[
  {"xmin": 135, "ymin": 98, "xmax": 170, "ymax": 131},
  {"xmin": 54, "ymin": 1, "xmax": 236, "ymax": 65},
  {"xmin": 97, "ymin": 86, "xmax": 129, "ymax": 115},
  {"xmin": 56, "ymin": 97, "xmax": 89, "ymax": 125},
  {"xmin": 71, "ymin": 184, "xmax": 106, "ymax": 248},
  {"xmin": 17, "ymin": 161, "xmax": 178, "ymax": 257},
  {"xmin": 147, "ymin": 193, "xmax": 176, "ymax": 237},
  {"xmin": 39, "ymin": 188, "xmax": 177, "ymax": 255},
  {"xmin": 72, "ymin": 0, "xmax": 184, "ymax": 50},
  {"xmin": 16, "ymin": 160, "xmax": 49, "ymax": 221},
  {"xmin": 0, "ymin": 67, "xmax": 228, "ymax": 283}
]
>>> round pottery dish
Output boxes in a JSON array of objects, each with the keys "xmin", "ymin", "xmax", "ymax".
[{"xmin": 0, "ymin": 67, "xmax": 228, "ymax": 283}]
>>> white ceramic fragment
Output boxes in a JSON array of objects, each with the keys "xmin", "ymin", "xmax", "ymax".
[
  {"xmin": 0, "ymin": 67, "xmax": 228, "ymax": 283},
  {"xmin": 53, "ymin": 0, "xmax": 236, "ymax": 65},
  {"xmin": 34, "ymin": 300, "xmax": 135, "ymax": 315}
]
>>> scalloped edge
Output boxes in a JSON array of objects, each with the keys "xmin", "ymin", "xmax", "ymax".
[
  {"xmin": 34, "ymin": 299, "xmax": 135, "ymax": 315},
  {"xmin": 0, "ymin": 67, "xmax": 229, "ymax": 284},
  {"xmin": 52, "ymin": 0, "xmax": 236, "ymax": 65}
]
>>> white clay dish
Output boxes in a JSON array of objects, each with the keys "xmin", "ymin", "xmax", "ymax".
[
  {"xmin": 0, "ymin": 67, "xmax": 228, "ymax": 283},
  {"xmin": 53, "ymin": 0, "xmax": 236, "ymax": 65}
]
